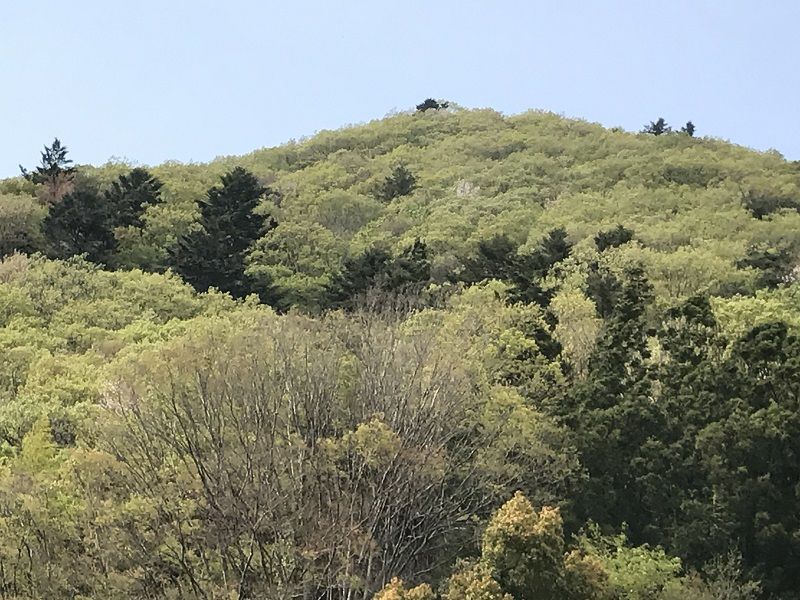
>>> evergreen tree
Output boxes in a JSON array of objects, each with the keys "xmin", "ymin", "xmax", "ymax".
[
  {"xmin": 567, "ymin": 267, "xmax": 660, "ymax": 531},
  {"xmin": 104, "ymin": 168, "xmax": 163, "ymax": 228},
  {"xmin": 697, "ymin": 323, "xmax": 800, "ymax": 596},
  {"xmin": 459, "ymin": 235, "xmax": 520, "ymax": 284},
  {"xmin": 169, "ymin": 167, "xmax": 276, "ymax": 301},
  {"xmin": 594, "ymin": 225, "xmax": 633, "ymax": 252},
  {"xmin": 511, "ymin": 227, "xmax": 573, "ymax": 306},
  {"xmin": 736, "ymin": 244, "xmax": 795, "ymax": 288},
  {"xmin": 382, "ymin": 238, "xmax": 431, "ymax": 291},
  {"xmin": 585, "ymin": 263, "xmax": 621, "ymax": 319},
  {"xmin": 533, "ymin": 227, "xmax": 572, "ymax": 269},
  {"xmin": 19, "ymin": 138, "xmax": 76, "ymax": 204},
  {"xmin": 325, "ymin": 240, "xmax": 430, "ymax": 310},
  {"xmin": 325, "ymin": 247, "xmax": 392, "ymax": 310},
  {"xmin": 642, "ymin": 118, "xmax": 671, "ymax": 136},
  {"xmin": 378, "ymin": 164, "xmax": 417, "ymax": 202},
  {"xmin": 41, "ymin": 183, "xmax": 117, "ymax": 265},
  {"xmin": 680, "ymin": 121, "xmax": 696, "ymax": 137},
  {"xmin": 742, "ymin": 190, "xmax": 800, "ymax": 219},
  {"xmin": 415, "ymin": 98, "xmax": 448, "ymax": 112}
]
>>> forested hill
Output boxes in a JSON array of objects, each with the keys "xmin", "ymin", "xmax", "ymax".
[
  {"xmin": 4, "ymin": 107, "xmax": 800, "ymax": 313},
  {"xmin": 1, "ymin": 105, "xmax": 800, "ymax": 599}
]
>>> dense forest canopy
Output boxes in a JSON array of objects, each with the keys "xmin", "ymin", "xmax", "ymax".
[{"xmin": 0, "ymin": 105, "xmax": 799, "ymax": 599}]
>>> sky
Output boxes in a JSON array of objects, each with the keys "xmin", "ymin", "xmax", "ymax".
[{"xmin": 2, "ymin": 1, "xmax": 799, "ymax": 177}]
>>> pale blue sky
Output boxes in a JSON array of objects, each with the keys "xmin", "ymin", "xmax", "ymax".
[{"xmin": 2, "ymin": 1, "xmax": 798, "ymax": 177}]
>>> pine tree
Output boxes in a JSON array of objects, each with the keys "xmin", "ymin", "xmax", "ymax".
[
  {"xmin": 382, "ymin": 238, "xmax": 430, "ymax": 291},
  {"xmin": 511, "ymin": 227, "xmax": 573, "ymax": 306},
  {"xmin": 680, "ymin": 121, "xmax": 696, "ymax": 137},
  {"xmin": 325, "ymin": 240, "xmax": 431, "ymax": 310},
  {"xmin": 415, "ymin": 98, "xmax": 448, "ymax": 112},
  {"xmin": 169, "ymin": 167, "xmax": 276, "ymax": 301},
  {"xmin": 459, "ymin": 235, "xmax": 520, "ymax": 284},
  {"xmin": 378, "ymin": 164, "xmax": 417, "ymax": 202},
  {"xmin": 19, "ymin": 138, "xmax": 76, "ymax": 204},
  {"xmin": 642, "ymin": 118, "xmax": 671, "ymax": 136},
  {"xmin": 104, "ymin": 168, "xmax": 163, "ymax": 228},
  {"xmin": 325, "ymin": 247, "xmax": 393, "ymax": 310},
  {"xmin": 41, "ymin": 183, "xmax": 117, "ymax": 265},
  {"xmin": 594, "ymin": 225, "xmax": 633, "ymax": 251}
]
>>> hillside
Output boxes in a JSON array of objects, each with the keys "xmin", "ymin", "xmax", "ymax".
[
  {"xmin": 1, "ymin": 106, "xmax": 799, "ymax": 599},
  {"xmin": 5, "ymin": 108, "xmax": 800, "ymax": 311}
]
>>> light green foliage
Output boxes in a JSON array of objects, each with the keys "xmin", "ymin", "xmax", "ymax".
[
  {"xmin": 248, "ymin": 220, "xmax": 344, "ymax": 309},
  {"xmin": 576, "ymin": 527, "xmax": 686, "ymax": 599},
  {"xmin": 551, "ymin": 287, "xmax": 602, "ymax": 376},
  {"xmin": 1, "ymin": 107, "xmax": 800, "ymax": 599},
  {"xmin": 375, "ymin": 578, "xmax": 437, "ymax": 600},
  {"xmin": 713, "ymin": 283, "xmax": 800, "ymax": 340},
  {"xmin": 10, "ymin": 108, "xmax": 794, "ymax": 296},
  {"xmin": 0, "ymin": 193, "xmax": 46, "ymax": 255},
  {"xmin": 480, "ymin": 493, "xmax": 568, "ymax": 599}
]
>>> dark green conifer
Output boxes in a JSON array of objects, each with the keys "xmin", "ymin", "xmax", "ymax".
[
  {"xmin": 594, "ymin": 224, "xmax": 634, "ymax": 251},
  {"xmin": 41, "ymin": 183, "xmax": 117, "ymax": 265},
  {"xmin": 20, "ymin": 138, "xmax": 77, "ymax": 204},
  {"xmin": 378, "ymin": 164, "xmax": 417, "ymax": 202},
  {"xmin": 415, "ymin": 98, "xmax": 448, "ymax": 112},
  {"xmin": 325, "ymin": 240, "xmax": 430, "ymax": 310},
  {"xmin": 643, "ymin": 117, "xmax": 671, "ymax": 136},
  {"xmin": 105, "ymin": 168, "xmax": 163, "ymax": 228},
  {"xmin": 169, "ymin": 167, "xmax": 276, "ymax": 301}
]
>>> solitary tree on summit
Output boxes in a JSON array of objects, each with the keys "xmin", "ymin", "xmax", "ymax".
[
  {"xmin": 415, "ymin": 98, "xmax": 449, "ymax": 112},
  {"xmin": 681, "ymin": 121, "xmax": 696, "ymax": 137},
  {"xmin": 169, "ymin": 167, "xmax": 276, "ymax": 301},
  {"xmin": 642, "ymin": 117, "xmax": 671, "ymax": 136}
]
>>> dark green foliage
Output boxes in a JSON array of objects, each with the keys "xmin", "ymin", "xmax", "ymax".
[
  {"xmin": 19, "ymin": 138, "xmax": 75, "ymax": 185},
  {"xmin": 511, "ymin": 228, "xmax": 573, "ymax": 306},
  {"xmin": 586, "ymin": 264, "xmax": 622, "ymax": 319},
  {"xmin": 104, "ymin": 168, "xmax": 163, "ymax": 228},
  {"xmin": 642, "ymin": 117, "xmax": 671, "ymax": 136},
  {"xmin": 737, "ymin": 245, "xmax": 796, "ymax": 288},
  {"xmin": 41, "ymin": 183, "xmax": 117, "ymax": 265},
  {"xmin": 169, "ymin": 167, "xmax": 276, "ymax": 301},
  {"xmin": 19, "ymin": 138, "xmax": 77, "ymax": 204},
  {"xmin": 553, "ymin": 285, "xmax": 800, "ymax": 595},
  {"xmin": 382, "ymin": 238, "xmax": 431, "ymax": 291},
  {"xmin": 661, "ymin": 164, "xmax": 720, "ymax": 187},
  {"xmin": 325, "ymin": 248, "xmax": 391, "ymax": 310},
  {"xmin": 697, "ymin": 323, "xmax": 800, "ymax": 596},
  {"xmin": 459, "ymin": 235, "xmax": 520, "ymax": 284},
  {"xmin": 680, "ymin": 121, "xmax": 696, "ymax": 136},
  {"xmin": 458, "ymin": 229, "xmax": 573, "ymax": 307},
  {"xmin": 563, "ymin": 268, "xmax": 657, "ymax": 530},
  {"xmin": 742, "ymin": 190, "xmax": 800, "ymax": 219},
  {"xmin": 377, "ymin": 164, "xmax": 417, "ymax": 202},
  {"xmin": 415, "ymin": 98, "xmax": 449, "ymax": 112},
  {"xmin": 325, "ymin": 239, "xmax": 430, "ymax": 310},
  {"xmin": 534, "ymin": 227, "xmax": 572, "ymax": 269},
  {"xmin": 0, "ymin": 226, "xmax": 37, "ymax": 257},
  {"xmin": 594, "ymin": 224, "xmax": 633, "ymax": 252}
]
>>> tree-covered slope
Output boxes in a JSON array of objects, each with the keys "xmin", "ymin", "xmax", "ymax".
[
  {"xmin": 1, "ymin": 106, "xmax": 799, "ymax": 599},
  {"xmin": 5, "ymin": 107, "xmax": 800, "ymax": 311}
]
